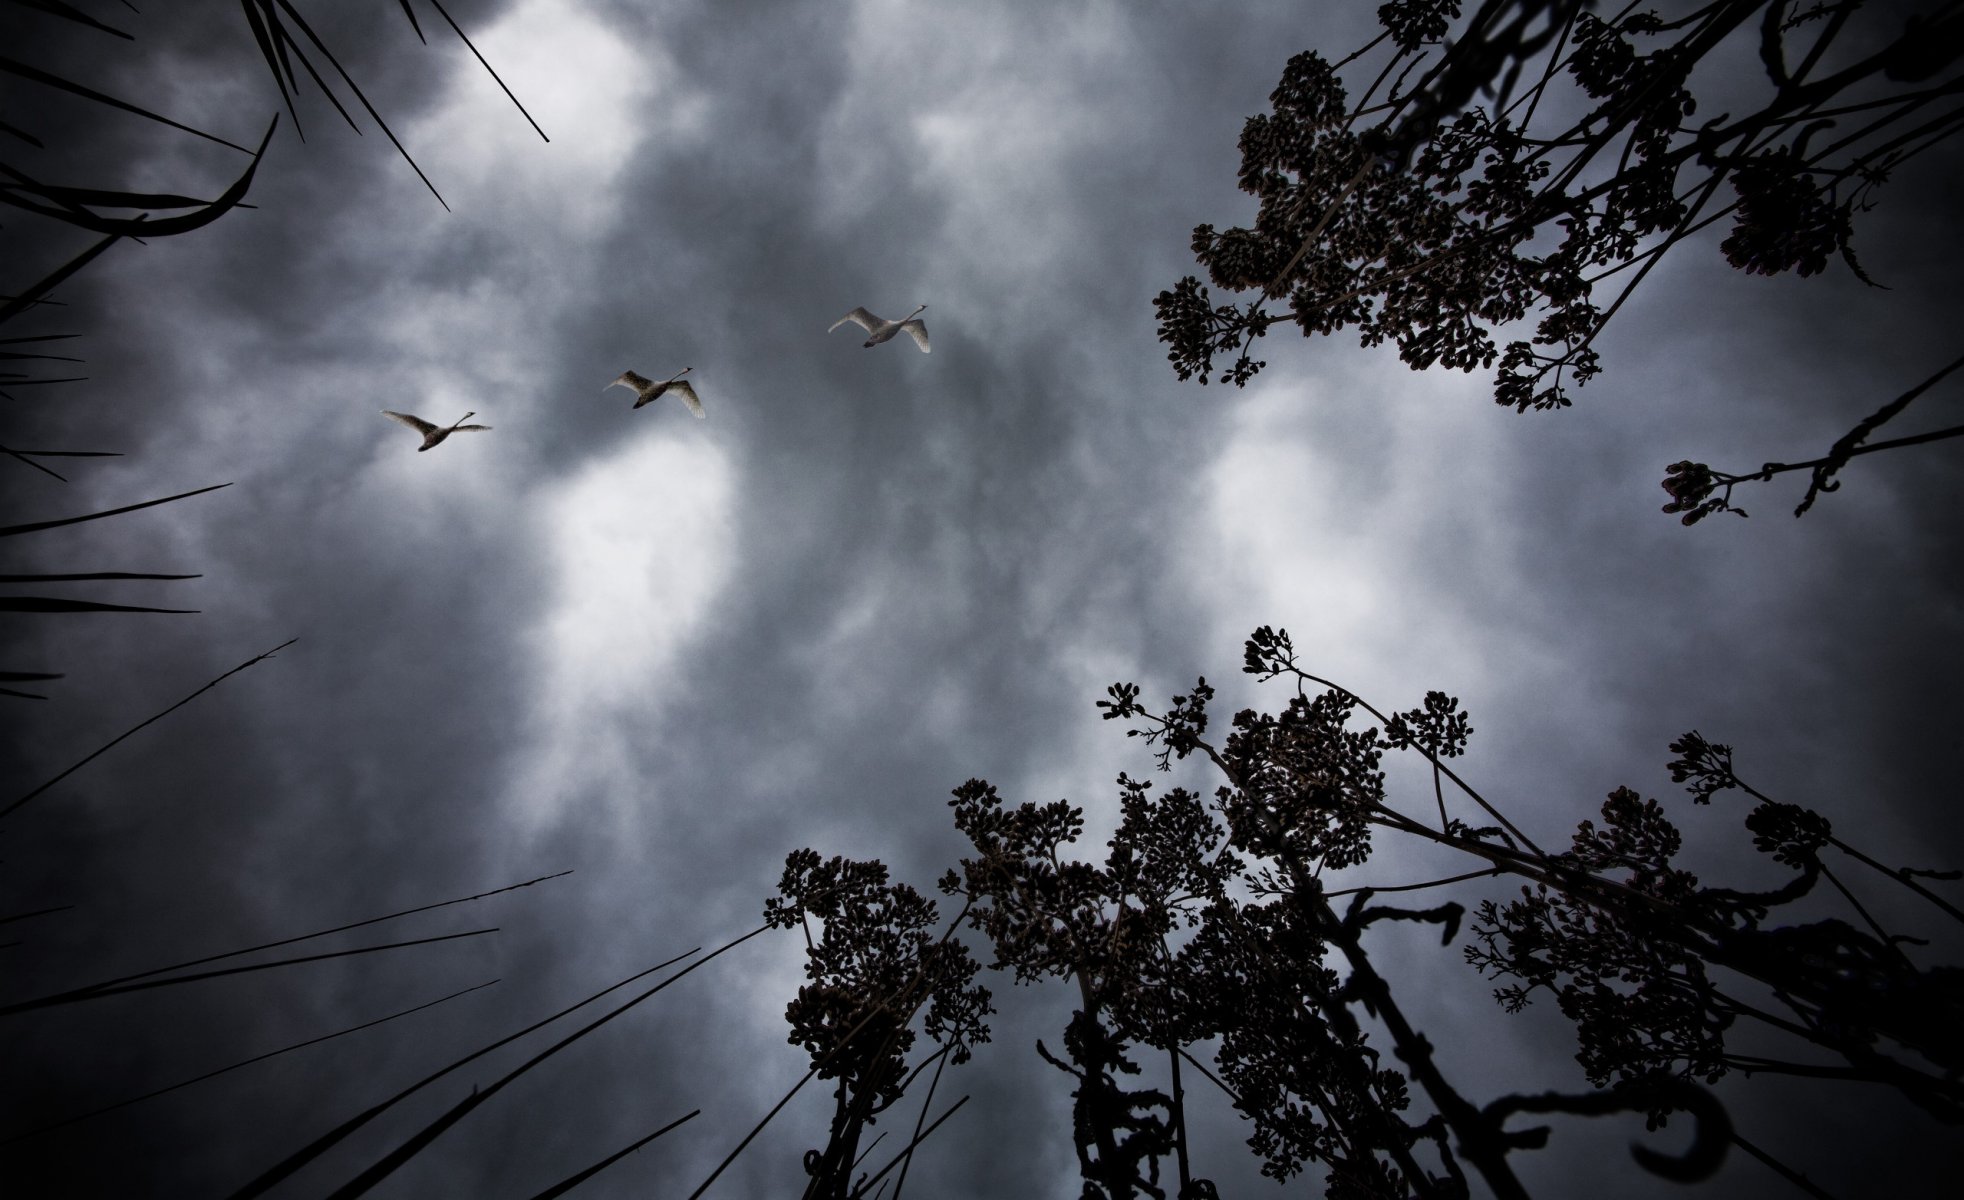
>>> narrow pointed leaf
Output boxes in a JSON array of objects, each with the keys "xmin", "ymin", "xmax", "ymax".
[
  {"xmin": 1, "ymin": 444, "xmax": 66, "ymax": 480},
  {"xmin": 322, "ymin": 930, "xmax": 763, "ymax": 1199},
  {"xmin": 2, "ymin": 979, "xmax": 499, "ymax": 1144},
  {"xmin": 0, "ymin": 181, "xmax": 221, "ymax": 209},
  {"xmin": 525, "ymin": 1111, "xmax": 700, "ymax": 1200},
  {"xmin": 0, "ymin": 231, "xmax": 122, "ymax": 329},
  {"xmin": 0, "ymin": 597, "xmax": 198, "ymax": 614},
  {"xmin": 0, "ymin": 481, "xmax": 231, "ymax": 537},
  {"xmin": 222, "ymin": 943, "xmax": 714, "ymax": 1200},
  {"xmin": 431, "ymin": 0, "xmax": 548, "ymax": 141},
  {"xmin": 0, "ymin": 571, "xmax": 198, "ymax": 581},
  {"xmin": 2, "ymin": 636, "xmax": 290, "ymax": 821},
  {"xmin": 78, "ymin": 869, "xmax": 572, "ymax": 994},
  {"xmin": 0, "ymin": 117, "xmax": 276, "ymax": 238},
  {"xmin": 0, "ymin": 55, "xmax": 251, "ymax": 152},
  {"xmin": 7, "ymin": 0, "xmax": 134, "ymax": 39},
  {"xmin": 0, "ymin": 928, "xmax": 498, "ymax": 1015},
  {"xmin": 0, "ymin": 117, "xmax": 46, "ymax": 147},
  {"xmin": 239, "ymin": 0, "xmax": 304, "ymax": 136},
  {"xmin": 397, "ymin": 0, "xmax": 425, "ymax": 43},
  {"xmin": 272, "ymin": 0, "xmax": 448, "ymax": 208}
]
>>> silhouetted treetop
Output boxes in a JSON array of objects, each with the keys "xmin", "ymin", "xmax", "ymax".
[{"xmin": 1156, "ymin": 0, "xmax": 1964, "ymax": 410}]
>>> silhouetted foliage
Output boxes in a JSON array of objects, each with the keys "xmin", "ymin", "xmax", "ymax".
[
  {"xmin": 1, "ymin": 8, "xmax": 602, "ymax": 1198},
  {"xmin": 1154, "ymin": 0, "xmax": 1964, "ymax": 519},
  {"xmin": 765, "ymin": 850, "xmax": 992, "ymax": 1199},
  {"xmin": 1157, "ymin": 0, "xmax": 1962, "ymax": 402},
  {"xmin": 784, "ymin": 625, "xmax": 1963, "ymax": 1196},
  {"xmin": 1658, "ymin": 348, "xmax": 1964, "ymax": 522},
  {"xmin": 2, "ymin": 0, "xmax": 543, "ymax": 691}
]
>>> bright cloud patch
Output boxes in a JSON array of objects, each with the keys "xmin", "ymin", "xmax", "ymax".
[
  {"xmin": 1185, "ymin": 364, "xmax": 1547, "ymax": 707},
  {"xmin": 511, "ymin": 429, "xmax": 736, "ymax": 835},
  {"xmin": 412, "ymin": 0, "xmax": 700, "ymax": 234},
  {"xmin": 816, "ymin": 3, "xmax": 1134, "ymax": 340}
]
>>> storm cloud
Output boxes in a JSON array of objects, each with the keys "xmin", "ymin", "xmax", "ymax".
[{"xmin": 4, "ymin": 2, "xmax": 1961, "ymax": 1196}]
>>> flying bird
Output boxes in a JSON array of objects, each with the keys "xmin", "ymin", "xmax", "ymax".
[
  {"xmin": 381, "ymin": 410, "xmax": 492, "ymax": 451},
  {"xmin": 607, "ymin": 368, "xmax": 704, "ymax": 418},
  {"xmin": 829, "ymin": 305, "xmax": 930, "ymax": 353}
]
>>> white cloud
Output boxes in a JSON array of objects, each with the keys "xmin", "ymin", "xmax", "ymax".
[
  {"xmin": 508, "ymin": 427, "xmax": 737, "ymax": 836},
  {"xmin": 412, "ymin": 0, "xmax": 703, "ymax": 233},
  {"xmin": 815, "ymin": 3, "xmax": 1135, "ymax": 339},
  {"xmin": 1183, "ymin": 359, "xmax": 1559, "ymax": 713}
]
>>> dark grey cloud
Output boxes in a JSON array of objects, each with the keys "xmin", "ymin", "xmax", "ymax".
[{"xmin": 5, "ymin": 2, "xmax": 1961, "ymax": 1197}]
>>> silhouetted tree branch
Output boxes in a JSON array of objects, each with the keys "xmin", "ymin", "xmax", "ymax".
[
  {"xmin": 790, "ymin": 624, "xmax": 1962, "ymax": 1195},
  {"xmin": 1157, "ymin": 2, "xmax": 1964, "ymax": 410}
]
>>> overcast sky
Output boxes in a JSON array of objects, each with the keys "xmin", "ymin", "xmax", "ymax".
[{"xmin": 4, "ymin": 2, "xmax": 1962, "ymax": 1196}]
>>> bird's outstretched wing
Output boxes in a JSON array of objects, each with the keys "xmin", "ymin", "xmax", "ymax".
[
  {"xmin": 382, "ymin": 410, "xmax": 438, "ymax": 435},
  {"xmin": 668, "ymin": 379, "xmax": 706, "ymax": 419},
  {"xmin": 901, "ymin": 320, "xmax": 930, "ymax": 353},
  {"xmin": 829, "ymin": 307, "xmax": 880, "ymax": 334},
  {"xmin": 608, "ymin": 370, "xmax": 653, "ymax": 395},
  {"xmin": 452, "ymin": 424, "xmax": 493, "ymax": 433}
]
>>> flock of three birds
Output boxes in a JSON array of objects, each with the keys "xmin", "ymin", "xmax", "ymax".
[{"xmin": 380, "ymin": 304, "xmax": 932, "ymax": 451}]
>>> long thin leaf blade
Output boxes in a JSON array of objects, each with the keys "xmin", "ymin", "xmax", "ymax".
[
  {"xmin": 0, "ymin": 55, "xmax": 251, "ymax": 152},
  {"xmin": 524, "ymin": 1110, "xmax": 700, "ymax": 1200},
  {"xmin": 1, "ymin": 443, "xmax": 67, "ymax": 480},
  {"xmin": 0, "ymin": 928, "xmax": 498, "ymax": 1015},
  {"xmin": 78, "ymin": 869, "xmax": 572, "ymax": 994},
  {"xmin": 323, "ymin": 930, "xmax": 764, "ymax": 1199},
  {"xmin": 2, "ymin": 979, "xmax": 500, "ymax": 1144},
  {"xmin": 396, "ymin": 0, "xmax": 425, "ymax": 43},
  {"xmin": 1, "ymin": 636, "xmax": 289, "ymax": 821},
  {"xmin": 851, "ymin": 1097, "xmax": 972, "ymax": 1199},
  {"xmin": 0, "ymin": 572, "xmax": 198, "ymax": 581},
  {"xmin": 222, "ymin": 944, "xmax": 713, "ymax": 1200},
  {"xmin": 239, "ymin": 0, "xmax": 304, "ymax": 137},
  {"xmin": 430, "ymin": 0, "xmax": 548, "ymax": 142},
  {"xmin": 0, "ymin": 116, "xmax": 46, "ymax": 146},
  {"xmin": 0, "ymin": 597, "xmax": 198, "ymax": 614},
  {"xmin": 0, "ymin": 481, "xmax": 231, "ymax": 537},
  {"xmin": 0, "ymin": 116, "xmax": 277, "ymax": 238},
  {"xmin": 0, "ymin": 231, "xmax": 122, "ymax": 329},
  {"xmin": 0, "ymin": 182, "xmax": 222, "ymax": 210},
  {"xmin": 272, "ymin": 0, "xmax": 448, "ymax": 208},
  {"xmin": 8, "ymin": 0, "xmax": 135, "ymax": 39}
]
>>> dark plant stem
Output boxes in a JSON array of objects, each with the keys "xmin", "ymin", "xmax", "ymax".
[{"xmin": 1729, "ymin": 1130, "xmax": 1843, "ymax": 1200}]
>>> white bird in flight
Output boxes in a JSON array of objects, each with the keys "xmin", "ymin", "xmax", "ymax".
[
  {"xmin": 829, "ymin": 304, "xmax": 930, "ymax": 353},
  {"xmin": 607, "ymin": 368, "xmax": 705, "ymax": 418},
  {"xmin": 381, "ymin": 410, "xmax": 492, "ymax": 451}
]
